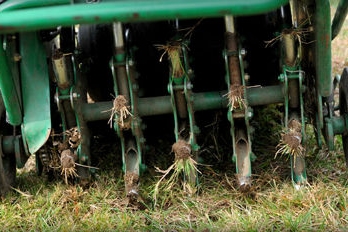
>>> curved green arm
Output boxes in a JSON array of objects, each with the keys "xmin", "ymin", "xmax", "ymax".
[
  {"xmin": 332, "ymin": 0, "xmax": 348, "ymax": 40},
  {"xmin": 0, "ymin": 0, "xmax": 70, "ymax": 12},
  {"xmin": 0, "ymin": 48, "xmax": 22, "ymax": 126},
  {"xmin": 0, "ymin": 0, "xmax": 288, "ymax": 34}
]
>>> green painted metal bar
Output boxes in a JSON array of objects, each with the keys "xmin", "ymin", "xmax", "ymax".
[
  {"xmin": 331, "ymin": 0, "xmax": 348, "ymax": 40},
  {"xmin": 193, "ymin": 91, "xmax": 227, "ymax": 112},
  {"xmin": 315, "ymin": 0, "xmax": 332, "ymax": 97},
  {"xmin": 0, "ymin": 47, "xmax": 22, "ymax": 126},
  {"xmin": 246, "ymin": 85, "xmax": 284, "ymax": 106},
  {"xmin": 82, "ymin": 85, "xmax": 284, "ymax": 121},
  {"xmin": 0, "ymin": 0, "xmax": 288, "ymax": 34},
  {"xmin": 0, "ymin": 0, "xmax": 70, "ymax": 12}
]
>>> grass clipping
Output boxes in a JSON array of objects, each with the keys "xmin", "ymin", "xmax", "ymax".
[
  {"xmin": 275, "ymin": 119, "xmax": 304, "ymax": 167},
  {"xmin": 153, "ymin": 140, "xmax": 200, "ymax": 205}
]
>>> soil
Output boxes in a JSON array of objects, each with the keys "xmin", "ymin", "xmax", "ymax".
[
  {"xmin": 124, "ymin": 172, "xmax": 139, "ymax": 195},
  {"xmin": 281, "ymin": 131, "xmax": 302, "ymax": 153},
  {"xmin": 288, "ymin": 119, "xmax": 302, "ymax": 133},
  {"xmin": 227, "ymin": 84, "xmax": 245, "ymax": 110},
  {"xmin": 172, "ymin": 140, "xmax": 191, "ymax": 160},
  {"xmin": 60, "ymin": 149, "xmax": 77, "ymax": 169}
]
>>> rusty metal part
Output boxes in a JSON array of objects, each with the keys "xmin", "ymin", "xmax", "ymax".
[
  {"xmin": 225, "ymin": 16, "xmax": 241, "ymax": 86},
  {"xmin": 235, "ymin": 128, "xmax": 251, "ymax": 188},
  {"xmin": 288, "ymin": 79, "xmax": 300, "ymax": 108},
  {"xmin": 174, "ymin": 89, "xmax": 188, "ymax": 119},
  {"xmin": 52, "ymin": 51, "xmax": 73, "ymax": 90}
]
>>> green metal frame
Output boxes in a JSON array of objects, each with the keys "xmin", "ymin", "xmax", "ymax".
[
  {"xmin": 223, "ymin": 41, "xmax": 255, "ymax": 188},
  {"xmin": 110, "ymin": 23, "xmax": 145, "ymax": 177},
  {"xmin": 279, "ymin": 67, "xmax": 307, "ymax": 185},
  {"xmin": 81, "ymin": 86, "xmax": 284, "ymax": 121},
  {"xmin": 0, "ymin": 0, "xmax": 289, "ymax": 34},
  {"xmin": 167, "ymin": 38, "xmax": 200, "ymax": 186},
  {"xmin": 0, "ymin": 0, "xmax": 70, "ymax": 12}
]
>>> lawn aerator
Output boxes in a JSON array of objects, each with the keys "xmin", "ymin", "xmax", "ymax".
[{"xmin": 0, "ymin": 0, "xmax": 347, "ymax": 201}]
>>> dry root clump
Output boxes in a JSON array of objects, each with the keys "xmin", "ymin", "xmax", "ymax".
[
  {"xmin": 60, "ymin": 149, "xmax": 78, "ymax": 185},
  {"xmin": 64, "ymin": 127, "xmax": 81, "ymax": 149},
  {"xmin": 156, "ymin": 42, "xmax": 185, "ymax": 78},
  {"xmin": 275, "ymin": 119, "xmax": 305, "ymax": 166},
  {"xmin": 59, "ymin": 127, "xmax": 81, "ymax": 184},
  {"xmin": 288, "ymin": 119, "xmax": 302, "ymax": 133},
  {"xmin": 156, "ymin": 19, "xmax": 204, "ymax": 79},
  {"xmin": 226, "ymin": 84, "xmax": 246, "ymax": 111},
  {"xmin": 153, "ymin": 140, "xmax": 200, "ymax": 205},
  {"xmin": 265, "ymin": 27, "xmax": 313, "ymax": 48},
  {"xmin": 106, "ymin": 95, "xmax": 133, "ymax": 129},
  {"xmin": 42, "ymin": 127, "xmax": 89, "ymax": 184}
]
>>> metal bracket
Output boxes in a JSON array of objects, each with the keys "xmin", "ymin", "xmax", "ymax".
[
  {"xmin": 224, "ymin": 15, "xmax": 256, "ymax": 190},
  {"xmin": 110, "ymin": 22, "xmax": 145, "ymax": 179},
  {"xmin": 279, "ymin": 66, "xmax": 307, "ymax": 185},
  {"xmin": 168, "ymin": 40, "xmax": 200, "ymax": 152}
]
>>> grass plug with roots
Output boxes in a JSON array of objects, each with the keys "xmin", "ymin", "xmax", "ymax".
[
  {"xmin": 60, "ymin": 149, "xmax": 78, "ymax": 185},
  {"xmin": 275, "ymin": 119, "xmax": 305, "ymax": 168},
  {"xmin": 105, "ymin": 95, "xmax": 133, "ymax": 129},
  {"xmin": 225, "ymin": 84, "xmax": 246, "ymax": 111},
  {"xmin": 156, "ymin": 41, "xmax": 186, "ymax": 78},
  {"xmin": 153, "ymin": 140, "xmax": 200, "ymax": 205},
  {"xmin": 155, "ymin": 19, "xmax": 203, "ymax": 79}
]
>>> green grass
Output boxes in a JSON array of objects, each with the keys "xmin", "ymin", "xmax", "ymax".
[{"xmin": 1, "ymin": 135, "xmax": 348, "ymax": 231}]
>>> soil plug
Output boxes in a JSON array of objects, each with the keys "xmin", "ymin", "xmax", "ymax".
[
  {"xmin": 153, "ymin": 140, "xmax": 200, "ymax": 206},
  {"xmin": 275, "ymin": 119, "xmax": 304, "ymax": 168},
  {"xmin": 105, "ymin": 95, "xmax": 132, "ymax": 129},
  {"xmin": 225, "ymin": 84, "xmax": 246, "ymax": 111},
  {"xmin": 60, "ymin": 149, "xmax": 78, "ymax": 185}
]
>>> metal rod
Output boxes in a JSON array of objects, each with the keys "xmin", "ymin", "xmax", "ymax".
[
  {"xmin": 113, "ymin": 22, "xmax": 124, "ymax": 49},
  {"xmin": 0, "ymin": 0, "xmax": 288, "ymax": 34},
  {"xmin": 282, "ymin": 32, "xmax": 296, "ymax": 67},
  {"xmin": 81, "ymin": 85, "xmax": 284, "ymax": 121},
  {"xmin": 225, "ymin": 15, "xmax": 241, "ymax": 86},
  {"xmin": 245, "ymin": 85, "xmax": 284, "ymax": 106},
  {"xmin": 52, "ymin": 53, "xmax": 72, "ymax": 90}
]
